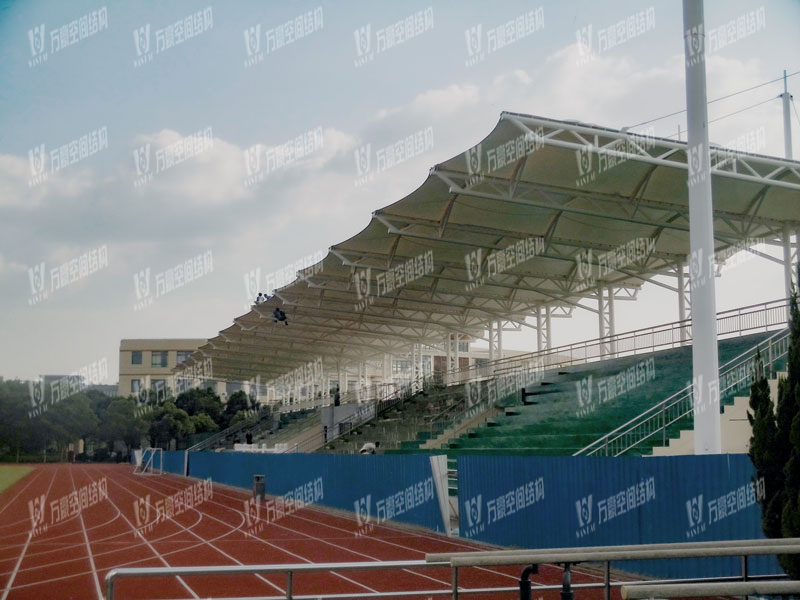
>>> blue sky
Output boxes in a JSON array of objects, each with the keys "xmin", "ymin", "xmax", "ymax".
[{"xmin": 1, "ymin": 0, "xmax": 799, "ymax": 382}]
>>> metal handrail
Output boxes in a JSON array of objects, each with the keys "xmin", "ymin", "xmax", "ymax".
[
  {"xmin": 622, "ymin": 580, "xmax": 800, "ymax": 599},
  {"xmin": 447, "ymin": 298, "xmax": 789, "ymax": 385},
  {"xmin": 106, "ymin": 538, "xmax": 798, "ymax": 600},
  {"xmin": 575, "ymin": 327, "xmax": 791, "ymax": 456},
  {"xmin": 187, "ymin": 406, "xmax": 273, "ymax": 452}
]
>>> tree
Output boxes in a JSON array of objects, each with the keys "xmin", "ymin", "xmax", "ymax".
[
  {"xmin": 222, "ymin": 390, "xmax": 252, "ymax": 428},
  {"xmin": 0, "ymin": 380, "xmax": 35, "ymax": 459},
  {"xmin": 148, "ymin": 402, "xmax": 194, "ymax": 447},
  {"xmin": 175, "ymin": 387, "xmax": 224, "ymax": 426},
  {"xmin": 747, "ymin": 349, "xmax": 781, "ymax": 537},
  {"xmin": 98, "ymin": 397, "xmax": 148, "ymax": 451},
  {"xmin": 190, "ymin": 412, "xmax": 219, "ymax": 434}
]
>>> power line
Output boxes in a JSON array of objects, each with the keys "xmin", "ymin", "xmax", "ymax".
[
  {"xmin": 628, "ymin": 70, "xmax": 800, "ymax": 130},
  {"xmin": 707, "ymin": 96, "xmax": 775, "ymax": 125}
]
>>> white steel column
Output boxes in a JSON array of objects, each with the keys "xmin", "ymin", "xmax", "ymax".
[
  {"xmin": 598, "ymin": 286, "xmax": 607, "ymax": 357},
  {"xmin": 782, "ymin": 69, "xmax": 793, "ymax": 159},
  {"xmin": 454, "ymin": 334, "xmax": 461, "ymax": 379},
  {"xmin": 445, "ymin": 333, "xmax": 451, "ymax": 385},
  {"xmin": 546, "ymin": 307, "xmax": 552, "ymax": 349},
  {"xmin": 683, "ymin": 0, "xmax": 721, "ymax": 454},
  {"xmin": 607, "ymin": 286, "xmax": 616, "ymax": 356},
  {"xmin": 783, "ymin": 224, "xmax": 794, "ymax": 321},
  {"xmin": 383, "ymin": 354, "xmax": 392, "ymax": 383},
  {"xmin": 488, "ymin": 320, "xmax": 495, "ymax": 362},
  {"xmin": 496, "ymin": 321, "xmax": 503, "ymax": 360},
  {"xmin": 677, "ymin": 260, "xmax": 689, "ymax": 342},
  {"xmin": 536, "ymin": 307, "xmax": 544, "ymax": 352}
]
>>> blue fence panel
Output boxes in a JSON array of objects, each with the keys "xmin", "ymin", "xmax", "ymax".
[
  {"xmin": 457, "ymin": 454, "xmax": 781, "ymax": 579},
  {"xmin": 188, "ymin": 452, "xmax": 444, "ymax": 533},
  {"xmin": 161, "ymin": 450, "xmax": 185, "ymax": 476}
]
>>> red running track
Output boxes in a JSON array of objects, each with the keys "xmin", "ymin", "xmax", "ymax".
[{"xmin": 0, "ymin": 464, "xmax": 624, "ymax": 600}]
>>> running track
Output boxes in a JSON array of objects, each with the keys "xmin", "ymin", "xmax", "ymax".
[{"xmin": 0, "ymin": 464, "xmax": 623, "ymax": 599}]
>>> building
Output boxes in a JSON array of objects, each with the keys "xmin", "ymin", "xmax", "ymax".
[{"xmin": 118, "ymin": 339, "xmax": 224, "ymax": 400}]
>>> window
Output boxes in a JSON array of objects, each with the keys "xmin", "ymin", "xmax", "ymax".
[
  {"xmin": 131, "ymin": 351, "xmax": 142, "ymax": 365},
  {"xmin": 392, "ymin": 359, "xmax": 411, "ymax": 374},
  {"xmin": 176, "ymin": 351, "xmax": 192, "ymax": 364},
  {"xmin": 458, "ymin": 341, "xmax": 470, "ymax": 353},
  {"xmin": 151, "ymin": 351, "xmax": 168, "ymax": 368},
  {"xmin": 131, "ymin": 379, "xmax": 141, "ymax": 394}
]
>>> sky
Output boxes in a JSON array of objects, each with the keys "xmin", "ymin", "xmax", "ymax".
[{"xmin": 1, "ymin": 0, "xmax": 799, "ymax": 384}]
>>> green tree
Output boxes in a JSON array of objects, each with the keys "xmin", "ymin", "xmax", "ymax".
[
  {"xmin": 175, "ymin": 387, "xmax": 224, "ymax": 426},
  {"xmin": 747, "ymin": 349, "xmax": 781, "ymax": 537},
  {"xmin": 190, "ymin": 412, "xmax": 219, "ymax": 434},
  {"xmin": 222, "ymin": 390, "xmax": 252, "ymax": 428},
  {"xmin": 0, "ymin": 380, "xmax": 35, "ymax": 459},
  {"xmin": 98, "ymin": 397, "xmax": 149, "ymax": 451},
  {"xmin": 148, "ymin": 402, "xmax": 194, "ymax": 447}
]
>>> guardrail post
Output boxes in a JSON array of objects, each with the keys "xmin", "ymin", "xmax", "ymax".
[
  {"xmin": 741, "ymin": 555, "xmax": 748, "ymax": 581},
  {"xmin": 604, "ymin": 561, "xmax": 610, "ymax": 600},
  {"xmin": 561, "ymin": 563, "xmax": 573, "ymax": 600},
  {"xmin": 452, "ymin": 565, "xmax": 459, "ymax": 600},
  {"xmin": 661, "ymin": 406, "xmax": 667, "ymax": 447},
  {"xmin": 106, "ymin": 571, "xmax": 115, "ymax": 600},
  {"xmin": 287, "ymin": 570, "xmax": 293, "ymax": 600},
  {"xmin": 519, "ymin": 564, "xmax": 538, "ymax": 600}
]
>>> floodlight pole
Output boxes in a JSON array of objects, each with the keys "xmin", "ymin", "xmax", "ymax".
[
  {"xmin": 781, "ymin": 69, "xmax": 793, "ymax": 160},
  {"xmin": 683, "ymin": 0, "xmax": 721, "ymax": 454}
]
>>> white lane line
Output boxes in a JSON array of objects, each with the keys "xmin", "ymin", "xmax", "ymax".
[
  {"xmin": 79, "ymin": 467, "xmax": 200, "ymax": 600},
  {"xmin": 67, "ymin": 466, "xmax": 103, "ymax": 600},
  {"xmin": 1, "ymin": 467, "xmax": 57, "ymax": 600},
  {"xmin": 113, "ymin": 468, "xmax": 379, "ymax": 596},
  {"xmin": 102, "ymin": 467, "xmax": 286, "ymax": 597},
  {"xmin": 0, "ymin": 468, "xmax": 43, "ymax": 520}
]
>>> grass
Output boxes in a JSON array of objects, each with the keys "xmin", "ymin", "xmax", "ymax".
[{"xmin": 0, "ymin": 466, "xmax": 33, "ymax": 494}]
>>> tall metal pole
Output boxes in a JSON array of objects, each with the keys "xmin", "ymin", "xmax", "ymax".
[
  {"xmin": 782, "ymin": 69, "xmax": 793, "ymax": 159},
  {"xmin": 683, "ymin": 0, "xmax": 721, "ymax": 454}
]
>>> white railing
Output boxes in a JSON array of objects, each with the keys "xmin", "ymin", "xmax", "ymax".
[
  {"xmin": 575, "ymin": 327, "xmax": 790, "ymax": 456},
  {"xmin": 446, "ymin": 298, "xmax": 789, "ymax": 386},
  {"xmin": 106, "ymin": 538, "xmax": 798, "ymax": 600}
]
